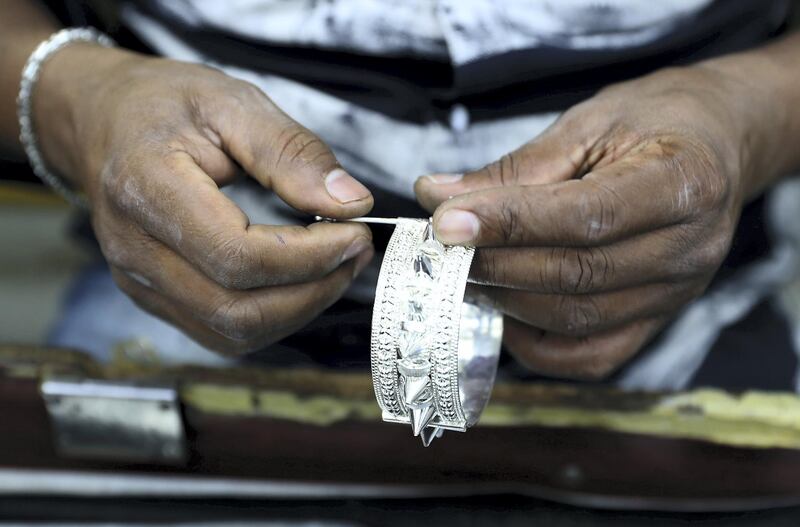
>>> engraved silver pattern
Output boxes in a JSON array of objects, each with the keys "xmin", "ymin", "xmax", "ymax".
[{"xmin": 371, "ymin": 218, "xmax": 503, "ymax": 445}]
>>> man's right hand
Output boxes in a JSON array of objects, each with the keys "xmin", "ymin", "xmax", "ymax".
[{"xmin": 34, "ymin": 45, "xmax": 374, "ymax": 355}]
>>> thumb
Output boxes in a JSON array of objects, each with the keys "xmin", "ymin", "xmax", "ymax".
[
  {"xmin": 206, "ymin": 83, "xmax": 373, "ymax": 219},
  {"xmin": 414, "ymin": 120, "xmax": 585, "ymax": 212}
]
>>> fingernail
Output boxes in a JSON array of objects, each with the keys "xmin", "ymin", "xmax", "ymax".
[
  {"xmin": 325, "ymin": 168, "xmax": 371, "ymax": 203},
  {"xmin": 436, "ymin": 209, "xmax": 480, "ymax": 244},
  {"xmin": 425, "ymin": 173, "xmax": 463, "ymax": 184},
  {"xmin": 342, "ymin": 237, "xmax": 371, "ymax": 263},
  {"xmin": 353, "ymin": 247, "xmax": 374, "ymax": 278}
]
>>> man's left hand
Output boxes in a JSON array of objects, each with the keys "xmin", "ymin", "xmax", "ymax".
[{"xmin": 415, "ymin": 65, "xmax": 769, "ymax": 380}]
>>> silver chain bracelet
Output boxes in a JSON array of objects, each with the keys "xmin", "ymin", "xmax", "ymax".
[{"xmin": 17, "ymin": 27, "xmax": 116, "ymax": 209}]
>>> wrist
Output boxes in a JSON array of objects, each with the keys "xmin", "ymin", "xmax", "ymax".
[
  {"xmin": 32, "ymin": 43, "xmax": 141, "ymax": 191},
  {"xmin": 696, "ymin": 35, "xmax": 800, "ymax": 200}
]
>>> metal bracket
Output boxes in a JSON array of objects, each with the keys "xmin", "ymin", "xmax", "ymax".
[{"xmin": 41, "ymin": 378, "xmax": 187, "ymax": 464}]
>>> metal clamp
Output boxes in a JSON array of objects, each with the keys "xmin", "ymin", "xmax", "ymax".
[{"xmin": 41, "ymin": 378, "xmax": 187, "ymax": 464}]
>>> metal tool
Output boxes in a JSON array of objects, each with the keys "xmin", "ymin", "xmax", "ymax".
[
  {"xmin": 315, "ymin": 215, "xmax": 404, "ymax": 225},
  {"xmin": 41, "ymin": 378, "xmax": 187, "ymax": 464}
]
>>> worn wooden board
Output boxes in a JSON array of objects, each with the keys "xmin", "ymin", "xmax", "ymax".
[
  {"xmin": 3, "ymin": 345, "xmax": 800, "ymax": 449},
  {"xmin": 3, "ymin": 345, "xmax": 800, "ymax": 510}
]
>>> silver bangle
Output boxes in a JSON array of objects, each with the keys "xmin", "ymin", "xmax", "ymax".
[
  {"xmin": 371, "ymin": 218, "xmax": 503, "ymax": 446},
  {"xmin": 17, "ymin": 27, "xmax": 116, "ymax": 208}
]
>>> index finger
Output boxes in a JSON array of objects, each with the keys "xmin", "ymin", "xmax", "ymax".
[
  {"xmin": 431, "ymin": 146, "xmax": 725, "ymax": 247},
  {"xmin": 199, "ymin": 82, "xmax": 374, "ymax": 219},
  {"xmin": 111, "ymin": 151, "xmax": 373, "ymax": 290}
]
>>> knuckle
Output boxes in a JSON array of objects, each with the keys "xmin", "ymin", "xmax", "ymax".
[
  {"xmin": 472, "ymin": 251, "xmax": 496, "ymax": 284},
  {"xmin": 685, "ymin": 230, "xmax": 731, "ymax": 275},
  {"xmin": 581, "ymin": 247, "xmax": 613, "ymax": 292},
  {"xmin": 573, "ymin": 185, "xmax": 617, "ymax": 244},
  {"xmin": 664, "ymin": 142, "xmax": 729, "ymax": 216},
  {"xmin": 546, "ymin": 247, "xmax": 612, "ymax": 294},
  {"xmin": 555, "ymin": 295, "xmax": 603, "ymax": 337},
  {"xmin": 491, "ymin": 194, "xmax": 531, "ymax": 244},
  {"xmin": 208, "ymin": 294, "xmax": 264, "ymax": 341},
  {"xmin": 94, "ymin": 222, "xmax": 149, "ymax": 272},
  {"xmin": 220, "ymin": 80, "xmax": 271, "ymax": 113},
  {"xmin": 101, "ymin": 157, "xmax": 135, "ymax": 211},
  {"xmin": 664, "ymin": 228, "xmax": 699, "ymax": 278},
  {"xmin": 207, "ymin": 234, "xmax": 259, "ymax": 289},
  {"xmin": 274, "ymin": 124, "xmax": 331, "ymax": 170},
  {"xmin": 485, "ymin": 153, "xmax": 522, "ymax": 186},
  {"xmin": 541, "ymin": 248, "xmax": 566, "ymax": 293},
  {"xmin": 473, "ymin": 250, "xmax": 509, "ymax": 286},
  {"xmin": 102, "ymin": 150, "xmax": 170, "ymax": 219},
  {"xmin": 236, "ymin": 81, "xmax": 269, "ymax": 103},
  {"xmin": 548, "ymin": 248, "xmax": 582, "ymax": 293},
  {"xmin": 667, "ymin": 224, "xmax": 731, "ymax": 280},
  {"xmin": 100, "ymin": 237, "xmax": 129, "ymax": 269}
]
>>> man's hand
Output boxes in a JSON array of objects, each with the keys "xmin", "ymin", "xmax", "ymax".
[
  {"xmin": 415, "ymin": 64, "xmax": 782, "ymax": 379},
  {"xmin": 35, "ymin": 46, "xmax": 375, "ymax": 355}
]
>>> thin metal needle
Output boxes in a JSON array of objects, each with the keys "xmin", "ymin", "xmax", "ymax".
[{"xmin": 314, "ymin": 215, "xmax": 402, "ymax": 225}]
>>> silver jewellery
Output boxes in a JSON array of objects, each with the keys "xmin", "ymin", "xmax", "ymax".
[
  {"xmin": 321, "ymin": 216, "xmax": 503, "ymax": 446},
  {"xmin": 17, "ymin": 27, "xmax": 116, "ymax": 208}
]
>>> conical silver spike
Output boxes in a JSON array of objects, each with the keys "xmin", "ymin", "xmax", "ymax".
[
  {"xmin": 420, "ymin": 426, "xmax": 443, "ymax": 447},
  {"xmin": 403, "ymin": 375, "xmax": 430, "ymax": 407},
  {"xmin": 410, "ymin": 405, "xmax": 436, "ymax": 436},
  {"xmin": 423, "ymin": 218, "xmax": 436, "ymax": 242}
]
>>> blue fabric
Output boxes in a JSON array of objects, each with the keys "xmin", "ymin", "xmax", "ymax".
[{"xmin": 48, "ymin": 262, "xmax": 230, "ymax": 366}]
